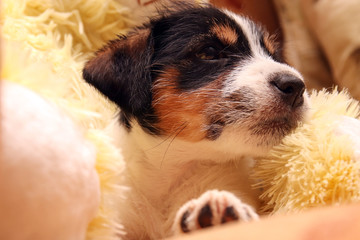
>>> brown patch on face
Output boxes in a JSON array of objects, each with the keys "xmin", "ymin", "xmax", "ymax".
[
  {"xmin": 262, "ymin": 32, "xmax": 278, "ymax": 55},
  {"xmin": 152, "ymin": 68, "xmax": 223, "ymax": 142},
  {"xmin": 211, "ymin": 24, "xmax": 238, "ymax": 45}
]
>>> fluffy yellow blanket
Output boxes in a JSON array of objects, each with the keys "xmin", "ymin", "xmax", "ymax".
[{"xmin": 1, "ymin": 0, "xmax": 146, "ymax": 238}]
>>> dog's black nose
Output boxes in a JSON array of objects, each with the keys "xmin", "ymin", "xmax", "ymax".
[{"xmin": 270, "ymin": 74, "xmax": 305, "ymax": 108}]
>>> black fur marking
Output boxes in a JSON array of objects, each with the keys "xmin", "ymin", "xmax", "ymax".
[
  {"xmin": 180, "ymin": 210, "xmax": 191, "ymax": 233},
  {"xmin": 83, "ymin": 30, "xmax": 160, "ymax": 135},
  {"xmin": 205, "ymin": 122, "xmax": 224, "ymax": 140},
  {"xmin": 198, "ymin": 204, "xmax": 213, "ymax": 228},
  {"xmin": 119, "ymin": 112, "xmax": 131, "ymax": 130},
  {"xmin": 221, "ymin": 206, "xmax": 239, "ymax": 223}
]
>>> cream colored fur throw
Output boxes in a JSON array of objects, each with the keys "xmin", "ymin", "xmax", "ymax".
[{"xmin": 0, "ymin": 0, "xmax": 156, "ymax": 239}]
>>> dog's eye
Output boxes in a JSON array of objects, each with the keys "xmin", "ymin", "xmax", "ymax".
[{"xmin": 196, "ymin": 46, "xmax": 219, "ymax": 60}]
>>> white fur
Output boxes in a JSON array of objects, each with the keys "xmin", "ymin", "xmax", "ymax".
[{"xmin": 109, "ymin": 121, "xmax": 260, "ymax": 239}]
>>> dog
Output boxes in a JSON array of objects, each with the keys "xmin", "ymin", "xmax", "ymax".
[{"xmin": 83, "ymin": 2, "xmax": 308, "ymax": 239}]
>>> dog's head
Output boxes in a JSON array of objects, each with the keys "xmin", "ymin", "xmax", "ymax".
[{"xmin": 83, "ymin": 4, "xmax": 308, "ymax": 157}]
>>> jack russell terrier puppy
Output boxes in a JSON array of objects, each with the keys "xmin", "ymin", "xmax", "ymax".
[{"xmin": 83, "ymin": 2, "xmax": 308, "ymax": 239}]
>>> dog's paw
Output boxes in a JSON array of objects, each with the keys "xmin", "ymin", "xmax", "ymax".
[{"xmin": 173, "ymin": 190, "xmax": 258, "ymax": 234}]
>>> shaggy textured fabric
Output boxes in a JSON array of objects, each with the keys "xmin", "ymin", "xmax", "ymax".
[{"xmin": 1, "ymin": 0, "xmax": 145, "ymax": 238}]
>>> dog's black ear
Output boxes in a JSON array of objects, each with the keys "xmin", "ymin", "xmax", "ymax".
[{"xmin": 83, "ymin": 28, "xmax": 153, "ymax": 116}]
